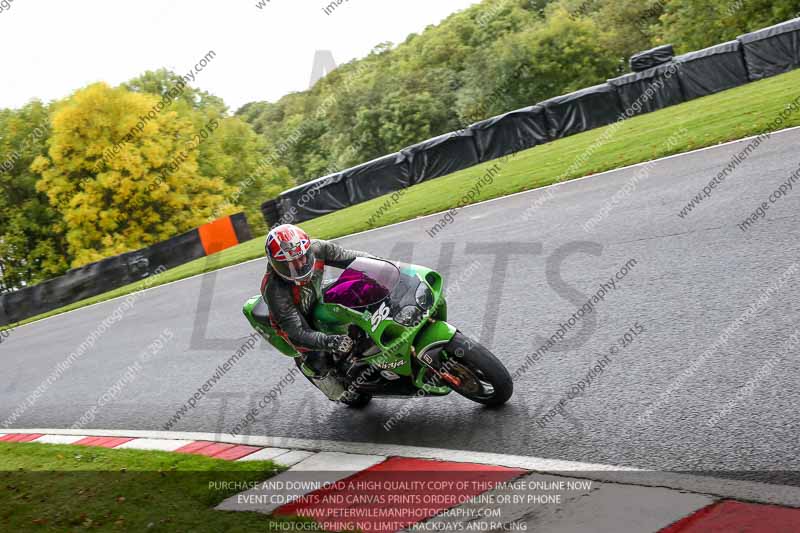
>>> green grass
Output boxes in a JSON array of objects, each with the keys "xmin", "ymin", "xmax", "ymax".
[
  {"xmin": 8, "ymin": 69, "xmax": 800, "ymax": 328},
  {"xmin": 0, "ymin": 441, "xmax": 321, "ymax": 532}
]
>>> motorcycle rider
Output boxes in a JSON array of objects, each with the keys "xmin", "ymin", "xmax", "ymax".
[{"xmin": 261, "ymin": 224, "xmax": 374, "ymax": 381}]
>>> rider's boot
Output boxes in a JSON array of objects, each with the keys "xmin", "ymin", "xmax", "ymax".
[
  {"xmin": 302, "ymin": 351, "xmax": 346, "ymax": 401},
  {"xmin": 302, "ymin": 351, "xmax": 335, "ymax": 378}
]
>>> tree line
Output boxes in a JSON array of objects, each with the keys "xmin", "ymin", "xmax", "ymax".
[{"xmin": 237, "ymin": 0, "xmax": 799, "ymax": 184}]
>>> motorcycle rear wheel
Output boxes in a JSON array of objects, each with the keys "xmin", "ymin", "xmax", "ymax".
[{"xmin": 443, "ymin": 332, "xmax": 513, "ymax": 407}]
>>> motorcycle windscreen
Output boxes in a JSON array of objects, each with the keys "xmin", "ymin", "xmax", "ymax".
[{"xmin": 323, "ymin": 258, "xmax": 400, "ymax": 309}]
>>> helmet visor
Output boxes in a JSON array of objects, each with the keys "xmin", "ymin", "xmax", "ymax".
[{"xmin": 272, "ymin": 251, "xmax": 315, "ymax": 282}]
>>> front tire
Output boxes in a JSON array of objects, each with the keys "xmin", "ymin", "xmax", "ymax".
[{"xmin": 443, "ymin": 333, "xmax": 513, "ymax": 407}]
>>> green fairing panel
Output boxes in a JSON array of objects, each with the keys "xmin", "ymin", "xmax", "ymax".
[
  {"xmin": 242, "ymin": 296, "xmax": 299, "ymax": 357},
  {"xmin": 413, "ymin": 320, "xmax": 457, "ymax": 354}
]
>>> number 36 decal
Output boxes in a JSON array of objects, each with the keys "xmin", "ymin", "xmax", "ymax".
[{"xmin": 371, "ymin": 302, "xmax": 391, "ymax": 331}]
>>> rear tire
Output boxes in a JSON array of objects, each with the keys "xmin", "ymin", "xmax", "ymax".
[{"xmin": 443, "ymin": 332, "xmax": 513, "ymax": 407}]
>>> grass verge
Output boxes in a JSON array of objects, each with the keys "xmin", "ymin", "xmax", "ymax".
[
  {"xmin": 8, "ymin": 69, "xmax": 800, "ymax": 328},
  {"xmin": 0, "ymin": 441, "xmax": 320, "ymax": 532}
]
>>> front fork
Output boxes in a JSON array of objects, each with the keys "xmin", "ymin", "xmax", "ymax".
[{"xmin": 412, "ymin": 319, "xmax": 459, "ymax": 393}]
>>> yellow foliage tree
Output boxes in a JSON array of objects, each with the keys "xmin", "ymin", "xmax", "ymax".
[{"xmin": 32, "ymin": 83, "xmax": 237, "ymax": 268}]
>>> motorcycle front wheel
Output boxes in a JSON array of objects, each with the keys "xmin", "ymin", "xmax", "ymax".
[{"xmin": 443, "ymin": 332, "xmax": 513, "ymax": 407}]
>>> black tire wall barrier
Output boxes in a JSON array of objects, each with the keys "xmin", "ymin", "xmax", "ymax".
[
  {"xmin": 739, "ymin": 18, "xmax": 800, "ymax": 80},
  {"xmin": 674, "ymin": 41, "xmax": 750, "ymax": 100},
  {"xmin": 608, "ymin": 62, "xmax": 686, "ymax": 117},
  {"xmin": 261, "ymin": 198, "xmax": 282, "ymax": 227},
  {"xmin": 468, "ymin": 105, "xmax": 550, "ymax": 162},
  {"xmin": 230, "ymin": 212, "xmax": 253, "ymax": 243},
  {"xmin": 630, "ymin": 44, "xmax": 675, "ymax": 72},
  {"xmin": 401, "ymin": 130, "xmax": 482, "ymax": 184},
  {"xmin": 541, "ymin": 83, "xmax": 623, "ymax": 139},
  {"xmin": 344, "ymin": 153, "xmax": 412, "ymax": 205},
  {"xmin": 278, "ymin": 172, "xmax": 351, "ymax": 224}
]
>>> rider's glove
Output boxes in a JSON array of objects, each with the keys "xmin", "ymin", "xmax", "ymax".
[{"xmin": 325, "ymin": 335, "xmax": 353, "ymax": 354}]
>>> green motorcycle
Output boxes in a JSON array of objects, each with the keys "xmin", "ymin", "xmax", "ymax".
[{"xmin": 243, "ymin": 257, "xmax": 513, "ymax": 408}]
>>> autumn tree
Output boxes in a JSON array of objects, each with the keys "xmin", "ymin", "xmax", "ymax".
[
  {"xmin": 126, "ymin": 69, "xmax": 295, "ymax": 235},
  {"xmin": 32, "ymin": 83, "xmax": 237, "ymax": 267}
]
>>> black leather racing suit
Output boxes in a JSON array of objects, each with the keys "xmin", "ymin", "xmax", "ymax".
[{"xmin": 261, "ymin": 239, "xmax": 373, "ymax": 373}]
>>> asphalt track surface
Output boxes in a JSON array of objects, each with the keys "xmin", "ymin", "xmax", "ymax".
[{"xmin": 4, "ymin": 128, "xmax": 800, "ymax": 486}]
